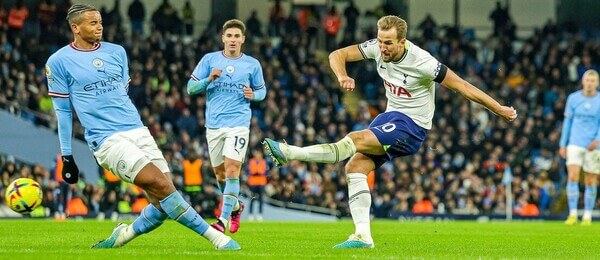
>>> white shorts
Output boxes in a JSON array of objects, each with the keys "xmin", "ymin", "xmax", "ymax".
[
  {"xmin": 566, "ymin": 145, "xmax": 600, "ymax": 174},
  {"xmin": 93, "ymin": 127, "xmax": 170, "ymax": 183},
  {"xmin": 206, "ymin": 127, "xmax": 250, "ymax": 167}
]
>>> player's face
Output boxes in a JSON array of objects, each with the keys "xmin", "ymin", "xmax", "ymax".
[
  {"xmin": 73, "ymin": 11, "xmax": 103, "ymax": 44},
  {"xmin": 222, "ymin": 28, "xmax": 245, "ymax": 55},
  {"xmin": 581, "ymin": 73, "xmax": 599, "ymax": 93},
  {"xmin": 377, "ymin": 28, "xmax": 406, "ymax": 62}
]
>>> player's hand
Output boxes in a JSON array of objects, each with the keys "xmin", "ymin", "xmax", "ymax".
[
  {"xmin": 208, "ymin": 69, "xmax": 222, "ymax": 82},
  {"xmin": 243, "ymin": 86, "xmax": 254, "ymax": 100},
  {"xmin": 588, "ymin": 140, "xmax": 599, "ymax": 151},
  {"xmin": 61, "ymin": 155, "xmax": 79, "ymax": 184},
  {"xmin": 338, "ymin": 76, "xmax": 355, "ymax": 91},
  {"xmin": 498, "ymin": 106, "xmax": 517, "ymax": 122},
  {"xmin": 559, "ymin": 147, "xmax": 567, "ymax": 159}
]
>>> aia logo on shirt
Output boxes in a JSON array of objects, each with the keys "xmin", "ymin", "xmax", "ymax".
[{"xmin": 384, "ymin": 80, "xmax": 412, "ymax": 98}]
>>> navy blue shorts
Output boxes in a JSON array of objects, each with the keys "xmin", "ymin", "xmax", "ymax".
[{"xmin": 366, "ymin": 111, "xmax": 428, "ymax": 167}]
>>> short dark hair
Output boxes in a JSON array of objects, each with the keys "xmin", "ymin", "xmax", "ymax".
[
  {"xmin": 66, "ymin": 4, "xmax": 98, "ymax": 25},
  {"xmin": 222, "ymin": 19, "xmax": 246, "ymax": 35}
]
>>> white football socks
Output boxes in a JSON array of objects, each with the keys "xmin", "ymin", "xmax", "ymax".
[
  {"xmin": 569, "ymin": 209, "xmax": 577, "ymax": 217},
  {"xmin": 115, "ymin": 225, "xmax": 137, "ymax": 247},
  {"xmin": 203, "ymin": 226, "xmax": 231, "ymax": 248},
  {"xmin": 583, "ymin": 210, "xmax": 592, "ymax": 220},
  {"xmin": 347, "ymin": 173, "xmax": 373, "ymax": 243},
  {"xmin": 286, "ymin": 136, "xmax": 357, "ymax": 163}
]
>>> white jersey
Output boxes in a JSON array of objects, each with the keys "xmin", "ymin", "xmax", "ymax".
[{"xmin": 358, "ymin": 39, "xmax": 445, "ymax": 129}]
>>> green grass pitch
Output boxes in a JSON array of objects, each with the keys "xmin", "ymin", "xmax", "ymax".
[{"xmin": 0, "ymin": 219, "xmax": 599, "ymax": 259}]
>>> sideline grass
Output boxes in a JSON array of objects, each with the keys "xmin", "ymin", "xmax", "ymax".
[{"xmin": 0, "ymin": 219, "xmax": 598, "ymax": 259}]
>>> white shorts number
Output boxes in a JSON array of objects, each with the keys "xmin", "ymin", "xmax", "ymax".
[{"xmin": 206, "ymin": 127, "xmax": 250, "ymax": 166}]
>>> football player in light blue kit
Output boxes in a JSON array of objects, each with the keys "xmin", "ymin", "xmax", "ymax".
[
  {"xmin": 46, "ymin": 4, "xmax": 239, "ymax": 250},
  {"xmin": 187, "ymin": 19, "xmax": 266, "ymax": 233},
  {"xmin": 560, "ymin": 69, "xmax": 600, "ymax": 226}
]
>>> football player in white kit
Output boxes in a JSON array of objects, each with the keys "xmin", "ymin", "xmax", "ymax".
[{"xmin": 263, "ymin": 15, "xmax": 517, "ymax": 248}]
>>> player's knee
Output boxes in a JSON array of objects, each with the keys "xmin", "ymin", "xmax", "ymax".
[
  {"xmin": 346, "ymin": 132, "xmax": 364, "ymax": 144},
  {"xmin": 224, "ymin": 167, "xmax": 240, "ymax": 178},
  {"xmin": 345, "ymin": 160, "xmax": 366, "ymax": 174},
  {"xmin": 148, "ymin": 174, "xmax": 175, "ymax": 199}
]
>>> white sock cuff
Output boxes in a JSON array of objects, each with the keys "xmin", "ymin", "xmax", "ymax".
[
  {"xmin": 347, "ymin": 173, "xmax": 367, "ymax": 181},
  {"xmin": 339, "ymin": 136, "xmax": 357, "ymax": 154}
]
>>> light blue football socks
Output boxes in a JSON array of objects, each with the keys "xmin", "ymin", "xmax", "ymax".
[
  {"xmin": 132, "ymin": 204, "xmax": 168, "ymax": 235},
  {"xmin": 567, "ymin": 181, "xmax": 579, "ymax": 216},
  {"xmin": 160, "ymin": 191, "xmax": 209, "ymax": 235},
  {"xmin": 219, "ymin": 178, "xmax": 240, "ymax": 225}
]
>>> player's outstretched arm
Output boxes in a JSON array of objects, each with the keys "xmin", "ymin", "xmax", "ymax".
[
  {"xmin": 51, "ymin": 97, "xmax": 79, "ymax": 183},
  {"xmin": 441, "ymin": 68, "xmax": 517, "ymax": 122},
  {"xmin": 329, "ymin": 45, "xmax": 364, "ymax": 91}
]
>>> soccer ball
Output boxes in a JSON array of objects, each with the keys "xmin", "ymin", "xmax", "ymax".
[{"xmin": 4, "ymin": 178, "xmax": 43, "ymax": 214}]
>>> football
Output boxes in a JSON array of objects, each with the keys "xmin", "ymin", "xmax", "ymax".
[{"xmin": 4, "ymin": 178, "xmax": 43, "ymax": 214}]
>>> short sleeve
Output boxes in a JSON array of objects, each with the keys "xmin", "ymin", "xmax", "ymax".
[
  {"xmin": 191, "ymin": 55, "xmax": 210, "ymax": 81},
  {"xmin": 357, "ymin": 39, "xmax": 379, "ymax": 60},
  {"xmin": 46, "ymin": 56, "xmax": 70, "ymax": 98},
  {"xmin": 251, "ymin": 60, "xmax": 265, "ymax": 89},
  {"xmin": 119, "ymin": 47, "xmax": 131, "ymax": 88},
  {"xmin": 417, "ymin": 53, "xmax": 447, "ymax": 83},
  {"xmin": 564, "ymin": 95, "xmax": 574, "ymax": 118}
]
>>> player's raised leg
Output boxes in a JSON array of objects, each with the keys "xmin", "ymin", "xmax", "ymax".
[
  {"xmin": 333, "ymin": 153, "xmax": 375, "ymax": 249},
  {"xmin": 138, "ymin": 163, "xmax": 240, "ymax": 250},
  {"xmin": 93, "ymin": 157, "xmax": 239, "ymax": 250},
  {"xmin": 92, "ymin": 199, "xmax": 167, "ymax": 248},
  {"xmin": 263, "ymin": 129, "xmax": 386, "ymax": 166}
]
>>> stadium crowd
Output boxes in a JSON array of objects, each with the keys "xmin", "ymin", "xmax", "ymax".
[{"xmin": 1, "ymin": 0, "xmax": 599, "ymax": 219}]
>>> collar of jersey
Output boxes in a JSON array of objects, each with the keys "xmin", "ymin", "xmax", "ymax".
[
  {"xmin": 391, "ymin": 43, "xmax": 409, "ymax": 64},
  {"xmin": 70, "ymin": 42, "xmax": 101, "ymax": 52},
  {"xmin": 221, "ymin": 50, "xmax": 244, "ymax": 59}
]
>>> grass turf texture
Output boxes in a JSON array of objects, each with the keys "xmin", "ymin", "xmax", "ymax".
[{"xmin": 0, "ymin": 219, "xmax": 599, "ymax": 259}]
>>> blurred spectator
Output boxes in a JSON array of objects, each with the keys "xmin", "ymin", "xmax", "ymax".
[
  {"xmin": 182, "ymin": 149, "xmax": 203, "ymax": 211},
  {"xmin": 7, "ymin": 0, "xmax": 29, "ymax": 41},
  {"xmin": 0, "ymin": 3, "xmax": 7, "ymax": 28},
  {"xmin": 268, "ymin": 0, "xmax": 285, "ymax": 37},
  {"xmin": 246, "ymin": 10, "xmax": 263, "ymax": 39},
  {"xmin": 128, "ymin": 0, "xmax": 146, "ymax": 37},
  {"xmin": 418, "ymin": 13, "xmax": 437, "ymax": 41},
  {"xmin": 489, "ymin": 1, "xmax": 509, "ymax": 37},
  {"xmin": 343, "ymin": 0, "xmax": 359, "ymax": 41},
  {"xmin": 182, "ymin": 1, "xmax": 194, "ymax": 36},
  {"xmin": 38, "ymin": 0, "xmax": 57, "ymax": 37},
  {"xmin": 152, "ymin": 0, "xmax": 180, "ymax": 34},
  {"xmin": 322, "ymin": 6, "xmax": 341, "ymax": 51},
  {"xmin": 247, "ymin": 149, "xmax": 268, "ymax": 221}
]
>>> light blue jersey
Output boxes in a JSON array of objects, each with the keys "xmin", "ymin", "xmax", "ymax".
[
  {"xmin": 47, "ymin": 42, "xmax": 142, "ymax": 152},
  {"xmin": 559, "ymin": 90, "xmax": 600, "ymax": 149},
  {"xmin": 190, "ymin": 51, "xmax": 265, "ymax": 128}
]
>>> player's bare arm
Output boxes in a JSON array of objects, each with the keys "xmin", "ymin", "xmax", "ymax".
[
  {"xmin": 441, "ymin": 68, "xmax": 517, "ymax": 122},
  {"xmin": 328, "ymin": 45, "xmax": 364, "ymax": 91}
]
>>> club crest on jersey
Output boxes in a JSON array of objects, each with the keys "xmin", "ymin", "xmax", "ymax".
[
  {"xmin": 92, "ymin": 58, "xmax": 104, "ymax": 68},
  {"xmin": 226, "ymin": 65, "xmax": 235, "ymax": 73}
]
